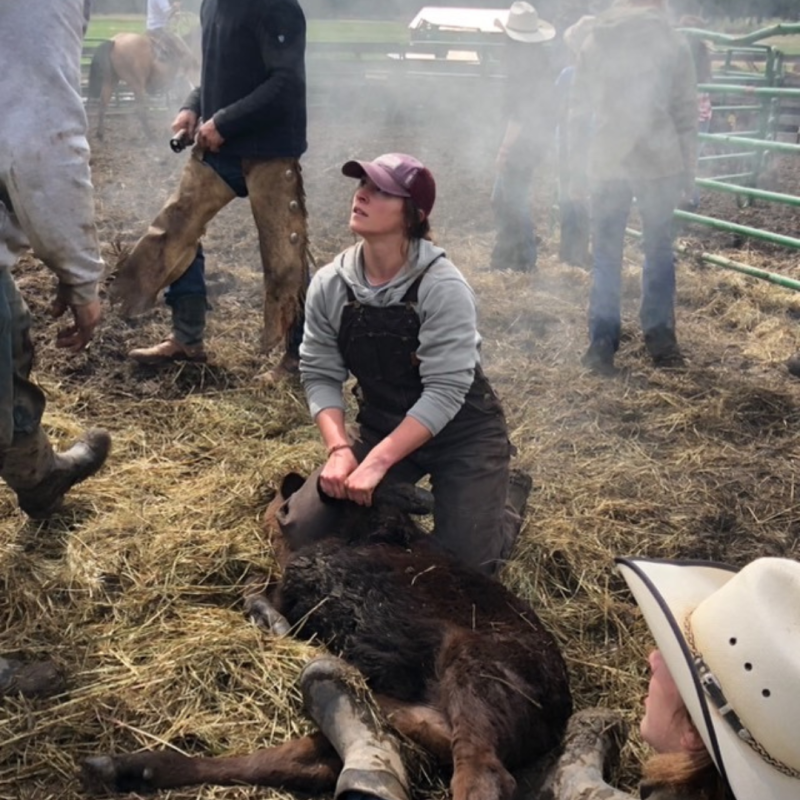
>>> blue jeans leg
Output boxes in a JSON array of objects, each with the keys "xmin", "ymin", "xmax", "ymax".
[
  {"xmin": 165, "ymin": 243, "xmax": 207, "ymax": 305},
  {"xmin": 635, "ymin": 176, "xmax": 682, "ymax": 335},
  {"xmin": 589, "ymin": 180, "xmax": 632, "ymax": 348},
  {"xmin": 491, "ymin": 157, "xmax": 537, "ymax": 271}
]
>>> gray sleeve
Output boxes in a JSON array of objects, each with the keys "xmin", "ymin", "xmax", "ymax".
[
  {"xmin": 672, "ymin": 38, "xmax": 699, "ymax": 189},
  {"xmin": 299, "ymin": 270, "xmax": 349, "ymax": 419},
  {"xmin": 407, "ymin": 273, "xmax": 478, "ymax": 436}
]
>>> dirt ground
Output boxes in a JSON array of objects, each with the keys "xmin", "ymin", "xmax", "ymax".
[{"xmin": 2, "ymin": 91, "xmax": 800, "ymax": 800}]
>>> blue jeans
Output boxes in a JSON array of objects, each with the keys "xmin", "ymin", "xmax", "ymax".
[
  {"xmin": 166, "ymin": 152, "xmax": 248, "ymax": 306},
  {"xmin": 491, "ymin": 150, "xmax": 537, "ymax": 271},
  {"xmin": 588, "ymin": 175, "xmax": 682, "ymax": 348},
  {"xmin": 165, "ymin": 152, "xmax": 305, "ymax": 356}
]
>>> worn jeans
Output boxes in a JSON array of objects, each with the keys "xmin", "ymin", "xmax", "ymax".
[
  {"xmin": 588, "ymin": 175, "xmax": 683, "ymax": 348},
  {"xmin": 491, "ymin": 149, "xmax": 538, "ymax": 272},
  {"xmin": 0, "ymin": 268, "xmax": 52, "ymax": 491},
  {"xmin": 112, "ymin": 149, "xmax": 308, "ymax": 353}
]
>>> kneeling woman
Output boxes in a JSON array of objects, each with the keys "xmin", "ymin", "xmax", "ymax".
[{"xmin": 278, "ymin": 153, "xmax": 526, "ymax": 574}]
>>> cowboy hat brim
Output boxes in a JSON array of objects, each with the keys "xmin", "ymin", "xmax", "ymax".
[
  {"xmin": 494, "ymin": 17, "xmax": 556, "ymax": 43},
  {"xmin": 617, "ymin": 557, "xmax": 800, "ymax": 800}
]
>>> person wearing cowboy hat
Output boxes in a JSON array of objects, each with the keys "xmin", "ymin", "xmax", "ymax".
[
  {"xmin": 543, "ymin": 556, "xmax": 800, "ymax": 800},
  {"xmin": 570, "ymin": 0, "xmax": 697, "ymax": 375},
  {"xmin": 490, "ymin": 2, "xmax": 559, "ymax": 274}
]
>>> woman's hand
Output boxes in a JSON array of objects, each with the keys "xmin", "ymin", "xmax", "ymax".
[
  {"xmin": 319, "ymin": 447, "xmax": 359, "ymax": 500},
  {"xmin": 344, "ymin": 458, "xmax": 390, "ymax": 507}
]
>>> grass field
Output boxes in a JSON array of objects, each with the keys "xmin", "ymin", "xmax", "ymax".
[
  {"xmin": 85, "ymin": 15, "xmax": 144, "ymax": 40},
  {"xmin": 85, "ymin": 15, "xmax": 407, "ymax": 44}
]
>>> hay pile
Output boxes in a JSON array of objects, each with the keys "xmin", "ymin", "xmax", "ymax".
[{"xmin": 2, "ymin": 107, "xmax": 800, "ymax": 800}]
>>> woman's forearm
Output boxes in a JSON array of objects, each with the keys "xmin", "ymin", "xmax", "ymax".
[
  {"xmin": 361, "ymin": 416, "xmax": 433, "ymax": 472},
  {"xmin": 315, "ymin": 408, "xmax": 350, "ymax": 452}
]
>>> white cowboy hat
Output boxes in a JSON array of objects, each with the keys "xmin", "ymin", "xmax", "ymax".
[
  {"xmin": 495, "ymin": 2, "xmax": 556, "ymax": 44},
  {"xmin": 617, "ymin": 556, "xmax": 800, "ymax": 800}
]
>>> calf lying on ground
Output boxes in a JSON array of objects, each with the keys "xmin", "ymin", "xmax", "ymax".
[{"xmin": 82, "ymin": 473, "xmax": 573, "ymax": 800}]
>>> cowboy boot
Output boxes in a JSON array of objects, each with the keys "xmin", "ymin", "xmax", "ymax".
[
  {"xmin": 128, "ymin": 294, "xmax": 208, "ymax": 365},
  {"xmin": 300, "ymin": 656, "xmax": 410, "ymax": 800},
  {"xmin": 0, "ymin": 656, "xmax": 66, "ymax": 699},
  {"xmin": 2, "ymin": 427, "xmax": 111, "ymax": 519}
]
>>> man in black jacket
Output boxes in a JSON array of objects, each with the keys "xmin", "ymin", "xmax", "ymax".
[{"xmin": 112, "ymin": 0, "xmax": 309, "ymax": 382}]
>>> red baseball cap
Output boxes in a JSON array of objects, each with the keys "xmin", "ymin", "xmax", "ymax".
[{"xmin": 342, "ymin": 153, "xmax": 436, "ymax": 217}]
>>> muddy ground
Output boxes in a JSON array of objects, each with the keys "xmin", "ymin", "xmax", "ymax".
[{"xmin": 2, "ymin": 88, "xmax": 800, "ymax": 800}]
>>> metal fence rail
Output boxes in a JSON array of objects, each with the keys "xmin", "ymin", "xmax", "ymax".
[{"xmin": 651, "ymin": 23, "xmax": 800, "ymax": 290}]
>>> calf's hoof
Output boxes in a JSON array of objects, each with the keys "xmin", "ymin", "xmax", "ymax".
[
  {"xmin": 244, "ymin": 593, "xmax": 292, "ymax": 637},
  {"xmin": 81, "ymin": 754, "xmax": 156, "ymax": 795}
]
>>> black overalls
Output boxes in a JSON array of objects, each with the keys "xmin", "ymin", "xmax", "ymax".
[{"xmin": 279, "ymin": 268, "xmax": 521, "ymax": 574}]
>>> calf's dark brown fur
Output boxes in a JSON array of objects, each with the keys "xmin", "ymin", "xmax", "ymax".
[{"xmin": 81, "ymin": 473, "xmax": 572, "ymax": 800}]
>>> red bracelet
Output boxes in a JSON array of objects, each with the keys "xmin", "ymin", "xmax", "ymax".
[{"xmin": 327, "ymin": 443, "xmax": 352, "ymax": 456}]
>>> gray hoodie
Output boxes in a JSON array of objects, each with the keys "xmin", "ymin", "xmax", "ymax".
[
  {"xmin": 0, "ymin": 0, "xmax": 103, "ymax": 304},
  {"xmin": 569, "ymin": 4, "xmax": 697, "ymax": 188},
  {"xmin": 300, "ymin": 239, "xmax": 482, "ymax": 436}
]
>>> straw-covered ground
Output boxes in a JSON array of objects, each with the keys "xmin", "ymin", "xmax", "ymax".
[{"xmin": 2, "ymin": 93, "xmax": 800, "ymax": 800}]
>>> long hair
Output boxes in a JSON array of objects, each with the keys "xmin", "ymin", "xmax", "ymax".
[{"xmin": 643, "ymin": 750, "xmax": 730, "ymax": 800}]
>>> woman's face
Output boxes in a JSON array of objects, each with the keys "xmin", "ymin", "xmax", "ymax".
[
  {"xmin": 349, "ymin": 177, "xmax": 406, "ymax": 239},
  {"xmin": 640, "ymin": 649, "xmax": 692, "ymax": 753}
]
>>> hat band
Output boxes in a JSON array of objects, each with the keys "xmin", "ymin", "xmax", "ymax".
[{"xmin": 685, "ymin": 619, "xmax": 800, "ymax": 780}]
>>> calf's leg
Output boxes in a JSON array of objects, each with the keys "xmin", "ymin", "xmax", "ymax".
[
  {"xmin": 437, "ymin": 637, "xmax": 522, "ymax": 800},
  {"xmin": 81, "ymin": 732, "xmax": 340, "ymax": 795},
  {"xmin": 376, "ymin": 695, "xmax": 453, "ymax": 764}
]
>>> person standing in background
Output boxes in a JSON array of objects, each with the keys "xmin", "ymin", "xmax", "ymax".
[
  {"xmin": 570, "ymin": 0, "xmax": 697, "ymax": 374},
  {"xmin": 491, "ymin": 2, "xmax": 559, "ymax": 274},
  {"xmin": 112, "ymin": 0, "xmax": 309, "ymax": 383}
]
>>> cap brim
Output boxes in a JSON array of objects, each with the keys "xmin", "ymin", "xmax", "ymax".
[
  {"xmin": 495, "ymin": 18, "xmax": 556, "ymax": 43},
  {"xmin": 617, "ymin": 557, "xmax": 800, "ymax": 800},
  {"xmin": 341, "ymin": 160, "xmax": 409, "ymax": 198}
]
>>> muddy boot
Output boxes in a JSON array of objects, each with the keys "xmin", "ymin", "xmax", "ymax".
[
  {"xmin": 644, "ymin": 326, "xmax": 684, "ymax": 368},
  {"xmin": 0, "ymin": 656, "xmax": 66, "ymax": 698},
  {"xmin": 128, "ymin": 294, "xmax": 208, "ymax": 365},
  {"xmin": 257, "ymin": 350, "xmax": 300, "ymax": 386},
  {"xmin": 581, "ymin": 339, "xmax": 617, "ymax": 376},
  {"xmin": 128, "ymin": 335, "xmax": 207, "ymax": 365},
  {"xmin": 4, "ymin": 427, "xmax": 111, "ymax": 519},
  {"xmin": 257, "ymin": 312, "xmax": 304, "ymax": 386},
  {"xmin": 300, "ymin": 656, "xmax": 410, "ymax": 800},
  {"xmin": 498, "ymin": 469, "xmax": 534, "ymax": 563}
]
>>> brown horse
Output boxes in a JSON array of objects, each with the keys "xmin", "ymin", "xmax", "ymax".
[{"xmin": 87, "ymin": 31, "xmax": 200, "ymax": 140}]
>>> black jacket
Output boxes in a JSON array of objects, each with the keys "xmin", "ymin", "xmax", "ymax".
[{"xmin": 184, "ymin": 0, "xmax": 307, "ymax": 159}]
